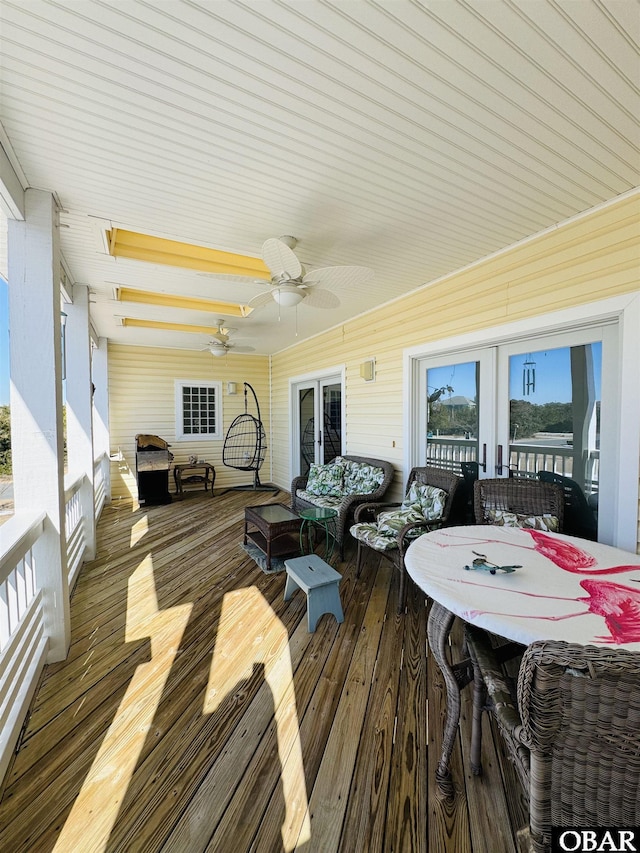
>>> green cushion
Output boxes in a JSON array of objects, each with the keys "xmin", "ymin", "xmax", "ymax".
[
  {"xmin": 306, "ymin": 463, "xmax": 345, "ymax": 497},
  {"xmin": 296, "ymin": 490, "xmax": 343, "ymax": 509},
  {"xmin": 485, "ymin": 509, "xmax": 559, "ymax": 532},
  {"xmin": 336, "ymin": 458, "xmax": 384, "ymax": 495},
  {"xmin": 349, "ymin": 522, "xmax": 398, "ymax": 551},
  {"xmin": 402, "ymin": 482, "xmax": 447, "ymax": 521},
  {"xmin": 377, "ymin": 506, "xmax": 425, "ymax": 536}
]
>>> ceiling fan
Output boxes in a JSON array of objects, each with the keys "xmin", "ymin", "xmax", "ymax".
[
  {"xmin": 203, "ymin": 320, "xmax": 255, "ymax": 358},
  {"xmin": 248, "ymin": 236, "xmax": 374, "ymax": 310}
]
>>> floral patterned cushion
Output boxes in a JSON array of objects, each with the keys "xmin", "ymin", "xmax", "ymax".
[
  {"xmin": 486, "ymin": 509, "xmax": 560, "ymax": 532},
  {"xmin": 349, "ymin": 522, "xmax": 398, "ymax": 551},
  {"xmin": 296, "ymin": 490, "xmax": 344, "ymax": 509},
  {"xmin": 333, "ymin": 457, "xmax": 385, "ymax": 496},
  {"xmin": 377, "ymin": 507, "xmax": 426, "ymax": 537},
  {"xmin": 402, "ymin": 482, "xmax": 447, "ymax": 521},
  {"xmin": 305, "ymin": 463, "xmax": 345, "ymax": 497}
]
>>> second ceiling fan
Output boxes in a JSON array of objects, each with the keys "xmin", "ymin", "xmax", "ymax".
[
  {"xmin": 248, "ymin": 236, "xmax": 374, "ymax": 310},
  {"xmin": 204, "ymin": 320, "xmax": 255, "ymax": 358}
]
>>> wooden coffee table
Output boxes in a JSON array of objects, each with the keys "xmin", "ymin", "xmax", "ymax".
[{"xmin": 244, "ymin": 503, "xmax": 302, "ymax": 571}]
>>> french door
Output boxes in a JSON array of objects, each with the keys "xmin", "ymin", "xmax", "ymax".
[
  {"xmin": 293, "ymin": 375, "xmax": 343, "ymax": 477},
  {"xmin": 415, "ymin": 324, "xmax": 615, "ymax": 539}
]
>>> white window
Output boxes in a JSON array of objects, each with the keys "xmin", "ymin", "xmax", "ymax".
[{"xmin": 175, "ymin": 380, "xmax": 222, "ymax": 440}]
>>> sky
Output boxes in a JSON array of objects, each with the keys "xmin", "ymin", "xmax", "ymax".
[
  {"xmin": 427, "ymin": 343, "xmax": 602, "ymax": 406},
  {"xmin": 0, "ymin": 277, "xmax": 8, "ymax": 406}
]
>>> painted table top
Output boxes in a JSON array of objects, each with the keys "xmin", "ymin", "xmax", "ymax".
[{"xmin": 405, "ymin": 525, "xmax": 640, "ymax": 650}]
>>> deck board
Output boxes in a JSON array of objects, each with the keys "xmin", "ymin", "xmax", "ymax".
[{"xmin": 0, "ymin": 490, "xmax": 526, "ymax": 852}]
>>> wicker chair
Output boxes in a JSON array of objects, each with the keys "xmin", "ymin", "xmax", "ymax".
[
  {"xmin": 465, "ymin": 630, "xmax": 640, "ymax": 851},
  {"xmin": 350, "ymin": 466, "xmax": 462, "ymax": 613},
  {"xmin": 537, "ymin": 470, "xmax": 597, "ymax": 540},
  {"xmin": 467, "ymin": 476, "xmax": 566, "ymax": 778},
  {"xmin": 291, "ymin": 455, "xmax": 395, "ymax": 560},
  {"xmin": 473, "ymin": 477, "xmax": 565, "ymax": 530}
]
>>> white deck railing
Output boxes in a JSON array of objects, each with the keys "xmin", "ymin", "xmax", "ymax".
[
  {"xmin": 508, "ymin": 444, "xmax": 600, "ymax": 492},
  {"xmin": 0, "ymin": 511, "xmax": 49, "ymax": 781},
  {"xmin": 0, "ymin": 454, "xmax": 109, "ymax": 783},
  {"xmin": 427, "ymin": 437, "xmax": 600, "ymax": 493},
  {"xmin": 64, "ymin": 473, "xmax": 88, "ymax": 591},
  {"xmin": 426, "ymin": 437, "xmax": 477, "ymax": 469},
  {"xmin": 94, "ymin": 453, "xmax": 109, "ymax": 518}
]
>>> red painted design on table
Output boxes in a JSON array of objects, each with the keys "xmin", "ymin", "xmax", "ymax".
[{"xmin": 579, "ymin": 580, "xmax": 640, "ymax": 644}]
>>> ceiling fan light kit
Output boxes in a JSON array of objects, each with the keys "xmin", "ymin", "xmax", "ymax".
[{"xmin": 272, "ymin": 285, "xmax": 304, "ymax": 307}]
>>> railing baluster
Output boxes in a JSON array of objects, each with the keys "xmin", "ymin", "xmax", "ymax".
[
  {"xmin": 0, "ymin": 579, "xmax": 9, "ymax": 651},
  {"xmin": 426, "ymin": 437, "xmax": 599, "ymax": 493}
]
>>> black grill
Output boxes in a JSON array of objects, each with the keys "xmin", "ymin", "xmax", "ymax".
[{"xmin": 135, "ymin": 434, "xmax": 173, "ymax": 505}]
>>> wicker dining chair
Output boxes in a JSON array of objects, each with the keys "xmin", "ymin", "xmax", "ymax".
[
  {"xmin": 465, "ymin": 629, "xmax": 640, "ymax": 852},
  {"xmin": 350, "ymin": 466, "xmax": 462, "ymax": 613},
  {"xmin": 473, "ymin": 477, "xmax": 565, "ymax": 531},
  {"xmin": 467, "ymin": 476, "xmax": 567, "ymax": 780}
]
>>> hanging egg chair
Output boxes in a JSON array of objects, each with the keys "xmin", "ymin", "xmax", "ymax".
[{"xmin": 222, "ymin": 382, "xmax": 278, "ymax": 492}]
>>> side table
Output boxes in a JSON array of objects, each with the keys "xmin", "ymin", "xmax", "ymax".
[
  {"xmin": 173, "ymin": 463, "xmax": 216, "ymax": 497},
  {"xmin": 244, "ymin": 503, "xmax": 302, "ymax": 572},
  {"xmin": 298, "ymin": 506, "xmax": 338, "ymax": 561}
]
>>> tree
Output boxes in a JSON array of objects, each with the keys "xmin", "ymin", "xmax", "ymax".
[{"xmin": 0, "ymin": 405, "xmax": 11, "ymax": 474}]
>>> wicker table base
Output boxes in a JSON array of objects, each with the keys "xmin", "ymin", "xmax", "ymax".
[
  {"xmin": 244, "ymin": 503, "xmax": 302, "ymax": 572},
  {"xmin": 427, "ymin": 601, "xmax": 474, "ymax": 795}
]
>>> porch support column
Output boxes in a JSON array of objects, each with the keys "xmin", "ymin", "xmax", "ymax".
[
  {"xmin": 8, "ymin": 188, "xmax": 70, "ymax": 662},
  {"xmin": 65, "ymin": 283, "xmax": 96, "ymax": 560},
  {"xmin": 92, "ymin": 337, "xmax": 111, "ymax": 503}
]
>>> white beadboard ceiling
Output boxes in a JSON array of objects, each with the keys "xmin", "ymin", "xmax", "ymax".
[{"xmin": 1, "ymin": 0, "xmax": 639, "ymax": 355}]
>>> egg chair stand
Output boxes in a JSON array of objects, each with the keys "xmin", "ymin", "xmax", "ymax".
[{"xmin": 221, "ymin": 382, "xmax": 278, "ymax": 494}]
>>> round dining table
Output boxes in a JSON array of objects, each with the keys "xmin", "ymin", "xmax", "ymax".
[{"xmin": 405, "ymin": 524, "xmax": 640, "ymax": 794}]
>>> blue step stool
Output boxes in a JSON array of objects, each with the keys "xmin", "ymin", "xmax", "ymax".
[{"xmin": 284, "ymin": 554, "xmax": 344, "ymax": 632}]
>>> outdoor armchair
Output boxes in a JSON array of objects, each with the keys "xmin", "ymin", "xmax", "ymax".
[{"xmin": 350, "ymin": 466, "xmax": 462, "ymax": 612}]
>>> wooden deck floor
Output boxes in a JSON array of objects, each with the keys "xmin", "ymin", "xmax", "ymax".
[{"xmin": 0, "ymin": 490, "xmax": 528, "ymax": 852}]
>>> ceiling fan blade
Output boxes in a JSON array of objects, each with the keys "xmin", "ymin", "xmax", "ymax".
[
  {"xmin": 303, "ymin": 288, "xmax": 341, "ymax": 309},
  {"xmin": 262, "ymin": 237, "xmax": 302, "ymax": 280},
  {"xmin": 230, "ymin": 345, "xmax": 255, "ymax": 353},
  {"xmin": 247, "ymin": 291, "xmax": 274, "ymax": 310},
  {"xmin": 302, "ymin": 265, "xmax": 373, "ymax": 288}
]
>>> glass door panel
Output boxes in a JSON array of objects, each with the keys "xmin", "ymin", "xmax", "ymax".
[
  {"xmin": 500, "ymin": 339, "xmax": 601, "ymax": 500},
  {"xmin": 417, "ymin": 349, "xmax": 496, "ymax": 476},
  {"xmin": 321, "ymin": 381, "xmax": 342, "ymax": 464},
  {"xmin": 425, "ymin": 361, "xmax": 478, "ymax": 469},
  {"xmin": 298, "ymin": 385, "xmax": 315, "ymax": 477}
]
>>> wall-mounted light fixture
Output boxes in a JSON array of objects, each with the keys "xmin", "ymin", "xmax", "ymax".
[
  {"xmin": 360, "ymin": 358, "xmax": 375, "ymax": 382},
  {"xmin": 227, "ymin": 381, "xmax": 238, "ymax": 395}
]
